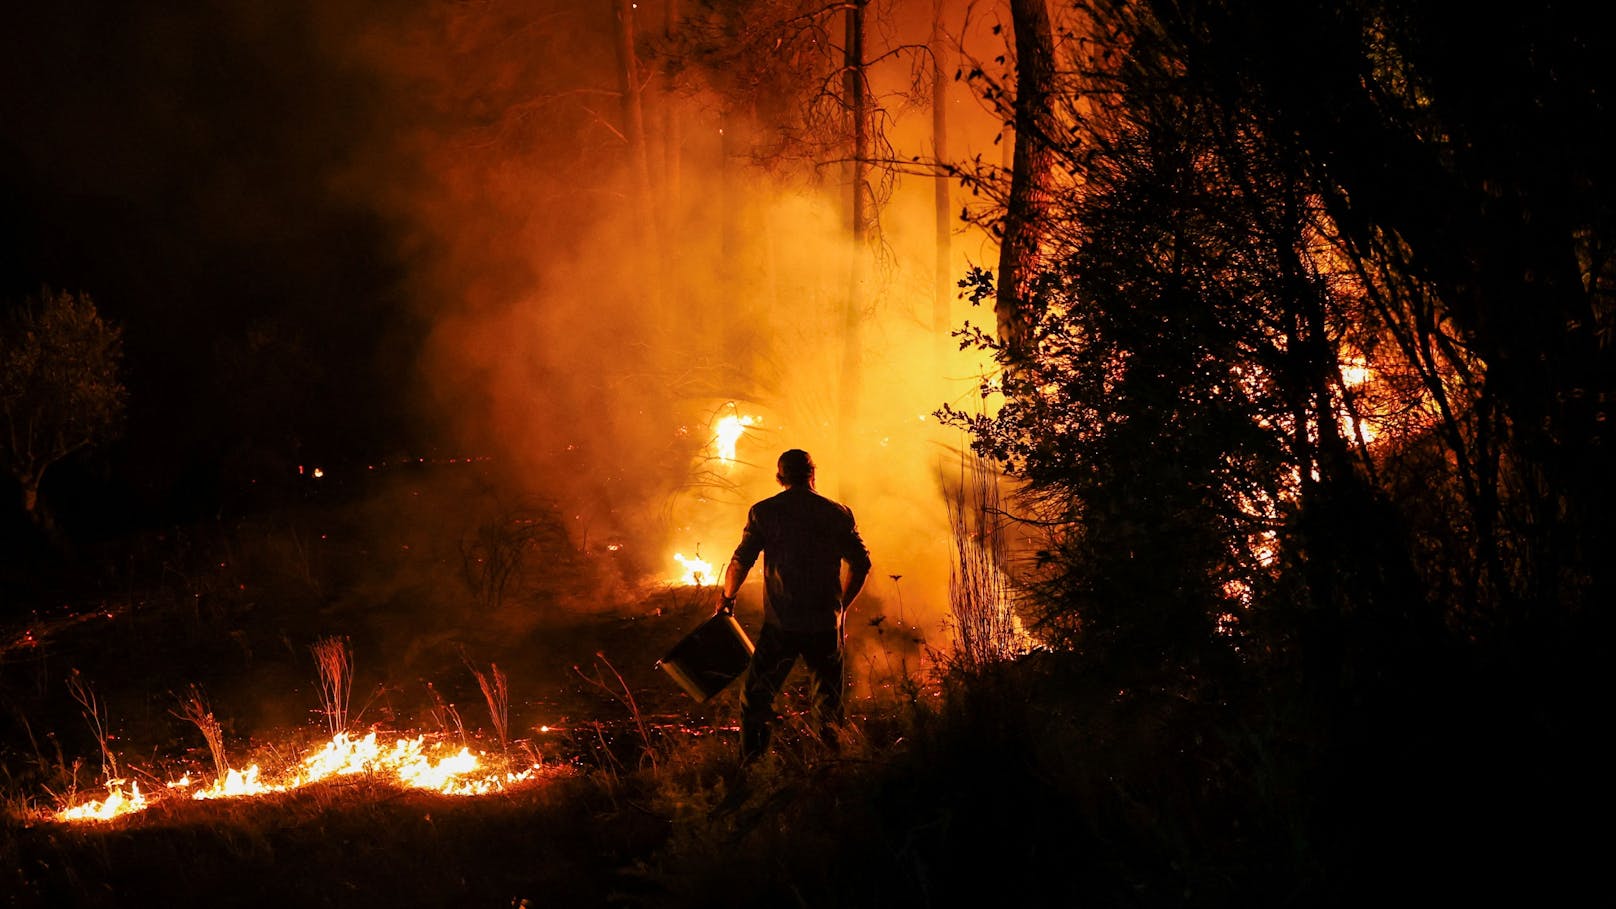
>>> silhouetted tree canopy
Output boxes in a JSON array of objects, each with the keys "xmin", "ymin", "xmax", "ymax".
[
  {"xmin": 947, "ymin": 0, "xmax": 1614, "ymax": 693},
  {"xmin": 0, "ymin": 288, "xmax": 125, "ymax": 538}
]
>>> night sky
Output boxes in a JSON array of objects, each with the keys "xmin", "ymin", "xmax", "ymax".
[{"xmin": 1, "ymin": 2, "xmax": 435, "ymax": 530}]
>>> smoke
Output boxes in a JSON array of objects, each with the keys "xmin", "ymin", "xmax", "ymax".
[
  {"xmin": 0, "ymin": 0, "xmax": 1013, "ymax": 641},
  {"xmin": 316, "ymin": 0, "xmax": 1014, "ymax": 644}
]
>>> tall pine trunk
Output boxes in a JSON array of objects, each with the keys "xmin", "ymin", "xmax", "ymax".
[
  {"xmin": 661, "ymin": 0, "xmax": 681, "ymax": 217},
  {"xmin": 612, "ymin": 0, "xmax": 664, "ymax": 336},
  {"xmin": 997, "ymin": 0, "xmax": 1056, "ymax": 357},
  {"xmin": 932, "ymin": 0, "xmax": 953, "ymax": 370},
  {"xmin": 838, "ymin": 0, "xmax": 869, "ymax": 493}
]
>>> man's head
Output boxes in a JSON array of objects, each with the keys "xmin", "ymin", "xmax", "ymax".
[{"xmin": 776, "ymin": 449, "xmax": 815, "ymax": 487}]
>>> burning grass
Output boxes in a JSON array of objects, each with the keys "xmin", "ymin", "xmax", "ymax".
[
  {"xmin": 48, "ymin": 729, "xmax": 558, "ymax": 825},
  {"xmin": 2, "ymin": 759, "xmax": 650, "ymax": 909},
  {"xmin": 7, "ymin": 607, "xmax": 1528, "ymax": 909},
  {"xmin": 29, "ymin": 635, "xmax": 559, "ymax": 827},
  {"xmin": 39, "ymin": 627, "xmax": 561, "ymax": 825}
]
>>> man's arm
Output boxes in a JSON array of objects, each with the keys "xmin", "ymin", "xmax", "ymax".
[
  {"xmin": 840, "ymin": 514, "xmax": 873, "ymax": 610},
  {"xmin": 717, "ymin": 558, "xmax": 750, "ymax": 615},
  {"xmin": 718, "ymin": 507, "xmax": 764, "ymax": 615},
  {"xmin": 840, "ymin": 559, "xmax": 870, "ymax": 611}
]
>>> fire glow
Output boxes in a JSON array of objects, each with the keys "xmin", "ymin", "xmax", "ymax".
[
  {"xmin": 673, "ymin": 551, "xmax": 718, "ymax": 586},
  {"xmin": 52, "ymin": 731, "xmax": 547, "ymax": 823},
  {"xmin": 55, "ymin": 779, "xmax": 147, "ymax": 822},
  {"xmin": 712, "ymin": 413, "xmax": 757, "ymax": 464}
]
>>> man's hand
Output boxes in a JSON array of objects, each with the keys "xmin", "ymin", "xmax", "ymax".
[{"xmin": 717, "ymin": 558, "xmax": 747, "ymax": 617}]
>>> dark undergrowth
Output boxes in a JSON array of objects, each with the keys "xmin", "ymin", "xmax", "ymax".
[
  {"xmin": 2, "ymin": 642, "xmax": 1598, "ymax": 908},
  {"xmin": 618, "ymin": 649, "xmax": 1595, "ymax": 909}
]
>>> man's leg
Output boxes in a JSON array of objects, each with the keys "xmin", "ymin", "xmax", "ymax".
[
  {"xmin": 800, "ymin": 629, "xmax": 846, "ymax": 746},
  {"xmin": 739, "ymin": 623, "xmax": 796, "ymax": 763}
]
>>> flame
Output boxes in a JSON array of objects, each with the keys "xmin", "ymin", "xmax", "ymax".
[
  {"xmin": 55, "ymin": 779, "xmax": 147, "ymax": 821},
  {"xmin": 53, "ymin": 731, "xmax": 544, "ymax": 823},
  {"xmin": 673, "ymin": 551, "xmax": 717, "ymax": 586},
  {"xmin": 191, "ymin": 764, "xmax": 281, "ymax": 800},
  {"xmin": 712, "ymin": 413, "xmax": 757, "ymax": 464}
]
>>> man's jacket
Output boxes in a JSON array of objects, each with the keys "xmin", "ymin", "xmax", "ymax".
[{"xmin": 730, "ymin": 485, "xmax": 872, "ymax": 633}]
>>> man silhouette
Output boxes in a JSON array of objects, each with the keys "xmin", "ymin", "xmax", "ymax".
[{"xmin": 717, "ymin": 449, "xmax": 872, "ymax": 764}]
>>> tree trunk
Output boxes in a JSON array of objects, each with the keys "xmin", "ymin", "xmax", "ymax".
[
  {"xmin": 661, "ymin": 0, "xmax": 682, "ymax": 216},
  {"xmin": 719, "ymin": 108, "xmax": 738, "ymax": 280},
  {"xmin": 612, "ymin": 0, "xmax": 664, "ymax": 335},
  {"xmin": 932, "ymin": 0, "xmax": 953, "ymax": 370},
  {"xmin": 16, "ymin": 472, "xmax": 61, "ymax": 549},
  {"xmin": 20, "ymin": 477, "xmax": 38, "ymax": 519},
  {"xmin": 838, "ymin": 0, "xmax": 869, "ymax": 493},
  {"xmin": 719, "ymin": 105, "xmax": 765, "ymax": 374},
  {"xmin": 996, "ymin": 0, "xmax": 1057, "ymax": 357}
]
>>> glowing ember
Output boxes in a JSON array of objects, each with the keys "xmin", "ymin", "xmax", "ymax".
[
  {"xmin": 53, "ymin": 731, "xmax": 544, "ymax": 823},
  {"xmin": 712, "ymin": 413, "xmax": 758, "ymax": 463},
  {"xmin": 673, "ymin": 551, "xmax": 717, "ymax": 586}
]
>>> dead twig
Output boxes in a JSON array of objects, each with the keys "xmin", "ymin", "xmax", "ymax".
[
  {"xmin": 574, "ymin": 652, "xmax": 657, "ymax": 772},
  {"xmin": 65, "ymin": 670, "xmax": 118, "ymax": 783}
]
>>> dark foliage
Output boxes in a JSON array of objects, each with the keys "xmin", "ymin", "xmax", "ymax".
[{"xmin": 941, "ymin": 0, "xmax": 1612, "ymax": 899}]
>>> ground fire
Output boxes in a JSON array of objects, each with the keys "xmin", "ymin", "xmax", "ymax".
[{"xmin": 52, "ymin": 731, "xmax": 549, "ymax": 823}]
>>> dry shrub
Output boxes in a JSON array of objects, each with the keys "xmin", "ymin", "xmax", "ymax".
[
  {"xmin": 172, "ymin": 684, "xmax": 228, "ymax": 784},
  {"xmin": 64, "ymin": 670, "xmax": 118, "ymax": 784},
  {"xmin": 945, "ymin": 451, "xmax": 1022, "ymax": 670}
]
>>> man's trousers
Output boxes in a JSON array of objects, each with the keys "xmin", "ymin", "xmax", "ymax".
[{"xmin": 738, "ymin": 622, "xmax": 844, "ymax": 762}]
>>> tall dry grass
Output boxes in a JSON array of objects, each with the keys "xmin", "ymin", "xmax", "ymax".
[
  {"xmin": 575, "ymin": 652, "xmax": 656, "ymax": 773},
  {"xmin": 309, "ymin": 636, "xmax": 353, "ymax": 736},
  {"xmin": 467, "ymin": 660, "xmax": 510, "ymax": 754},
  {"xmin": 946, "ymin": 450, "xmax": 1022, "ymax": 670}
]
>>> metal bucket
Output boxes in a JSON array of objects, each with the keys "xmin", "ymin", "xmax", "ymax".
[{"xmin": 656, "ymin": 613, "xmax": 755, "ymax": 702}]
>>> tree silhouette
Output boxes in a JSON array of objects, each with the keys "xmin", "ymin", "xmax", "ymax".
[{"xmin": 0, "ymin": 288, "xmax": 126, "ymax": 541}]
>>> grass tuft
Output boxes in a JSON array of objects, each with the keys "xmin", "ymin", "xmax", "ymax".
[{"xmin": 309, "ymin": 636, "xmax": 353, "ymax": 737}]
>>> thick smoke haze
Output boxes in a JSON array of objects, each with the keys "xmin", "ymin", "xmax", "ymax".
[
  {"xmin": 344, "ymin": 0, "xmax": 1012, "ymax": 632},
  {"xmin": 1, "ymin": 0, "xmax": 1014, "ymax": 644}
]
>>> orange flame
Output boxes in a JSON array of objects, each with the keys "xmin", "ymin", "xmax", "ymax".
[
  {"xmin": 53, "ymin": 731, "xmax": 545, "ymax": 823},
  {"xmin": 672, "ymin": 551, "xmax": 718, "ymax": 586},
  {"xmin": 711, "ymin": 413, "xmax": 757, "ymax": 464},
  {"xmin": 55, "ymin": 779, "xmax": 147, "ymax": 822}
]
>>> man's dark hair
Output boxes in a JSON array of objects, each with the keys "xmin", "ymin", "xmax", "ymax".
[{"xmin": 777, "ymin": 449, "xmax": 815, "ymax": 485}]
